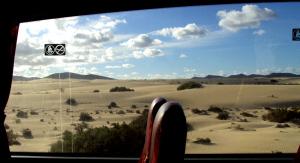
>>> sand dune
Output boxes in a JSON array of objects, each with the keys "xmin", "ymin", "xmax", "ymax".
[{"xmin": 5, "ymin": 79, "xmax": 300, "ymax": 153}]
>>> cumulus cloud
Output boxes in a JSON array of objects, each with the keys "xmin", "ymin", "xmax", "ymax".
[
  {"xmin": 121, "ymin": 34, "xmax": 162, "ymax": 48},
  {"xmin": 133, "ymin": 48, "xmax": 163, "ymax": 59},
  {"xmin": 74, "ymin": 31, "xmax": 113, "ymax": 44},
  {"xmin": 155, "ymin": 23, "xmax": 208, "ymax": 40},
  {"xmin": 14, "ymin": 15, "xmax": 130, "ymax": 77},
  {"xmin": 217, "ymin": 4, "xmax": 276, "ymax": 32},
  {"xmin": 92, "ymin": 15, "xmax": 127, "ymax": 30},
  {"xmin": 253, "ymin": 29, "xmax": 266, "ymax": 36},
  {"xmin": 179, "ymin": 54, "xmax": 187, "ymax": 58},
  {"xmin": 15, "ymin": 40, "xmax": 42, "ymax": 56}
]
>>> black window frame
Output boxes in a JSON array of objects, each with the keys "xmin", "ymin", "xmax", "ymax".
[{"xmin": 1, "ymin": 0, "xmax": 300, "ymax": 162}]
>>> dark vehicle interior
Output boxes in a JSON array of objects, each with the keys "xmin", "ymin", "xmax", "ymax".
[{"xmin": 1, "ymin": 0, "xmax": 300, "ymax": 162}]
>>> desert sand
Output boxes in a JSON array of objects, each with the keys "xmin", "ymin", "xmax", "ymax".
[{"xmin": 5, "ymin": 79, "xmax": 300, "ymax": 153}]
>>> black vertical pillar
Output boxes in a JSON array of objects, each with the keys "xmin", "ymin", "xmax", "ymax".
[{"xmin": 0, "ymin": 20, "xmax": 19, "ymax": 159}]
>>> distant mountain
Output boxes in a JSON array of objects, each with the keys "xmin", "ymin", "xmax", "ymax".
[
  {"xmin": 44, "ymin": 72, "xmax": 114, "ymax": 80},
  {"xmin": 266, "ymin": 73, "xmax": 300, "ymax": 78},
  {"xmin": 247, "ymin": 74, "xmax": 265, "ymax": 78},
  {"xmin": 13, "ymin": 76, "xmax": 40, "ymax": 81},
  {"xmin": 228, "ymin": 74, "xmax": 248, "ymax": 78},
  {"xmin": 192, "ymin": 73, "xmax": 300, "ymax": 79},
  {"xmin": 205, "ymin": 75, "xmax": 224, "ymax": 79},
  {"xmin": 192, "ymin": 75, "xmax": 224, "ymax": 79}
]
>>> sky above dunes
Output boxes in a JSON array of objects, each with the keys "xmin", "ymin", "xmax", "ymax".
[{"xmin": 14, "ymin": 2, "xmax": 300, "ymax": 79}]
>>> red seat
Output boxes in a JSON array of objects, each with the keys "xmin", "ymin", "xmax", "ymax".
[
  {"xmin": 139, "ymin": 97, "xmax": 167, "ymax": 163},
  {"xmin": 139, "ymin": 99, "xmax": 187, "ymax": 163}
]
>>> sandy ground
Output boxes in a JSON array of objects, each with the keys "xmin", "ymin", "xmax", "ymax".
[{"xmin": 5, "ymin": 79, "xmax": 300, "ymax": 153}]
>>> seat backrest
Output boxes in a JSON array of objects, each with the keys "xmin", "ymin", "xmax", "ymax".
[
  {"xmin": 149, "ymin": 102, "xmax": 187, "ymax": 163},
  {"xmin": 139, "ymin": 97, "xmax": 167, "ymax": 163}
]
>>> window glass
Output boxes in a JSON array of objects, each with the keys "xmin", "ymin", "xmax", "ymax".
[{"xmin": 5, "ymin": 2, "xmax": 300, "ymax": 155}]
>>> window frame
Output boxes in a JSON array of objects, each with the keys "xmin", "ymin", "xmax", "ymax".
[{"xmin": 1, "ymin": 0, "xmax": 300, "ymax": 161}]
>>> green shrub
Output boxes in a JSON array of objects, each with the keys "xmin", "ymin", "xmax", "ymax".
[
  {"xmin": 79, "ymin": 112, "xmax": 94, "ymax": 122},
  {"xmin": 291, "ymin": 118, "xmax": 300, "ymax": 125},
  {"xmin": 262, "ymin": 108, "xmax": 300, "ymax": 123},
  {"xmin": 108, "ymin": 101, "xmax": 118, "ymax": 109},
  {"xmin": 131, "ymin": 105, "xmax": 137, "ymax": 109},
  {"xmin": 16, "ymin": 111, "xmax": 28, "ymax": 118},
  {"xmin": 40, "ymin": 119, "xmax": 44, "ymax": 122},
  {"xmin": 65, "ymin": 98, "xmax": 78, "ymax": 106},
  {"xmin": 186, "ymin": 122, "xmax": 194, "ymax": 132},
  {"xmin": 193, "ymin": 138, "xmax": 212, "ymax": 145},
  {"xmin": 50, "ymin": 110, "xmax": 148, "ymax": 156},
  {"xmin": 217, "ymin": 111, "xmax": 229, "ymax": 120},
  {"xmin": 136, "ymin": 110, "xmax": 141, "ymax": 114},
  {"xmin": 239, "ymin": 118, "xmax": 248, "ymax": 122},
  {"xmin": 275, "ymin": 123, "xmax": 290, "ymax": 128},
  {"xmin": 191, "ymin": 108, "xmax": 208, "ymax": 115},
  {"xmin": 93, "ymin": 89, "xmax": 100, "ymax": 93},
  {"xmin": 110, "ymin": 86, "xmax": 134, "ymax": 92},
  {"xmin": 75, "ymin": 122, "xmax": 89, "ymax": 133},
  {"xmin": 270, "ymin": 79, "xmax": 278, "ymax": 84},
  {"xmin": 95, "ymin": 111, "xmax": 99, "ymax": 114},
  {"xmin": 177, "ymin": 81, "xmax": 203, "ymax": 91},
  {"xmin": 7, "ymin": 130, "xmax": 21, "ymax": 146},
  {"xmin": 126, "ymin": 110, "xmax": 133, "ymax": 113},
  {"xmin": 208, "ymin": 106, "xmax": 223, "ymax": 113},
  {"xmin": 240, "ymin": 112, "xmax": 257, "ymax": 118},
  {"xmin": 117, "ymin": 110, "xmax": 126, "ymax": 115},
  {"xmin": 30, "ymin": 110, "xmax": 39, "ymax": 115},
  {"xmin": 15, "ymin": 119, "xmax": 21, "ymax": 124},
  {"xmin": 22, "ymin": 128, "xmax": 33, "ymax": 139},
  {"xmin": 13, "ymin": 92, "xmax": 22, "ymax": 95}
]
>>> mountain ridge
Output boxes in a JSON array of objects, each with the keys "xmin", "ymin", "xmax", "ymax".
[
  {"xmin": 13, "ymin": 72, "xmax": 114, "ymax": 81},
  {"xmin": 192, "ymin": 73, "xmax": 300, "ymax": 79}
]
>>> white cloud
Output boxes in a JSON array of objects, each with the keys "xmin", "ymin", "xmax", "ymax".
[
  {"xmin": 143, "ymin": 48, "xmax": 163, "ymax": 57},
  {"xmin": 92, "ymin": 15, "xmax": 126, "ymax": 30},
  {"xmin": 217, "ymin": 4, "xmax": 276, "ymax": 32},
  {"xmin": 133, "ymin": 48, "xmax": 164, "ymax": 59},
  {"xmin": 183, "ymin": 67, "xmax": 196, "ymax": 73},
  {"xmin": 14, "ymin": 15, "xmax": 130, "ymax": 77},
  {"xmin": 105, "ymin": 65, "xmax": 121, "ymax": 69},
  {"xmin": 179, "ymin": 54, "xmax": 187, "ymax": 58},
  {"xmin": 256, "ymin": 67, "xmax": 300, "ymax": 75},
  {"xmin": 253, "ymin": 29, "xmax": 266, "ymax": 36},
  {"xmin": 105, "ymin": 63, "xmax": 135, "ymax": 69},
  {"xmin": 155, "ymin": 23, "xmax": 208, "ymax": 40},
  {"xmin": 121, "ymin": 34, "xmax": 162, "ymax": 48},
  {"xmin": 64, "ymin": 66, "xmax": 100, "ymax": 75},
  {"xmin": 104, "ymin": 47, "xmax": 115, "ymax": 61},
  {"xmin": 122, "ymin": 64, "xmax": 135, "ymax": 68}
]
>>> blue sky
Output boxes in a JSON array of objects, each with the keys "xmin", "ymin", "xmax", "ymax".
[{"xmin": 14, "ymin": 2, "xmax": 300, "ymax": 79}]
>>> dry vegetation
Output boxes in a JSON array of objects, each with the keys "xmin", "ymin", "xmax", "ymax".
[{"xmin": 5, "ymin": 78, "xmax": 300, "ymax": 154}]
